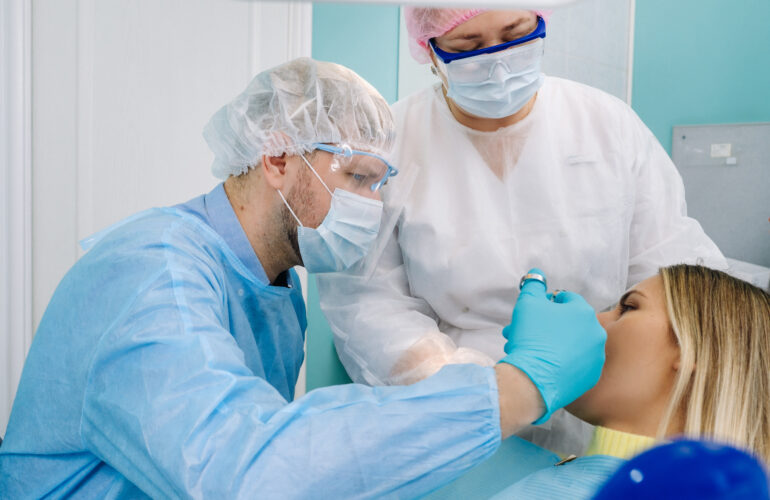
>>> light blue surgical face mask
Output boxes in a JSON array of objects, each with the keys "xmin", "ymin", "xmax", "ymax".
[
  {"xmin": 278, "ymin": 154, "xmax": 383, "ymax": 274},
  {"xmin": 435, "ymin": 38, "xmax": 545, "ymax": 119}
]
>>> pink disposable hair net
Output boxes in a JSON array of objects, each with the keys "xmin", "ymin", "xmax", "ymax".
[{"xmin": 404, "ymin": 8, "xmax": 552, "ymax": 64}]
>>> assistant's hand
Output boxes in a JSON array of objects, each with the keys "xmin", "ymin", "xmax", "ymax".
[{"xmin": 499, "ymin": 268, "xmax": 606, "ymax": 424}]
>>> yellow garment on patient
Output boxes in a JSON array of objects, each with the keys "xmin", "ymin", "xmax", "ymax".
[{"xmin": 585, "ymin": 426, "xmax": 658, "ymax": 460}]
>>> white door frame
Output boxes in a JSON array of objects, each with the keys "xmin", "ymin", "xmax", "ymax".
[{"xmin": 1, "ymin": 0, "xmax": 33, "ymax": 438}]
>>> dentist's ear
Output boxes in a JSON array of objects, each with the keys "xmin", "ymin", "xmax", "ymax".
[{"xmin": 261, "ymin": 154, "xmax": 289, "ymax": 190}]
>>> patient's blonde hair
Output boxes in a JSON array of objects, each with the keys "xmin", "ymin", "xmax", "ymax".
[{"xmin": 658, "ymin": 264, "xmax": 770, "ymax": 463}]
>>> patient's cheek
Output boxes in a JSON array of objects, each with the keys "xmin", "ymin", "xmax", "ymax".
[{"xmin": 565, "ymin": 346, "xmax": 623, "ymax": 425}]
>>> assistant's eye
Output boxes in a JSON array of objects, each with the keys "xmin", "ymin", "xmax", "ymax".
[{"xmin": 444, "ymin": 41, "xmax": 482, "ymax": 53}]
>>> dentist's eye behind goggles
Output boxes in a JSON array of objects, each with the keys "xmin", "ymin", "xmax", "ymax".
[{"xmin": 312, "ymin": 143, "xmax": 399, "ymax": 193}]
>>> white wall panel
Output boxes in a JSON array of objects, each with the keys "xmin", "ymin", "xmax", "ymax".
[
  {"xmin": 31, "ymin": 0, "xmax": 80, "ymax": 345},
  {"xmin": 541, "ymin": 0, "xmax": 634, "ymax": 102},
  {"xmin": 31, "ymin": 0, "xmax": 310, "ymax": 328},
  {"xmin": 1, "ymin": 0, "xmax": 33, "ymax": 438}
]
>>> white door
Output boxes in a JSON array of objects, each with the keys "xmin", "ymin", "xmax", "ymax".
[{"xmin": 1, "ymin": 0, "xmax": 311, "ymax": 437}]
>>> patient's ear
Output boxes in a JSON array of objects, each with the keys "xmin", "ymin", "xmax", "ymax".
[{"xmin": 672, "ymin": 356, "xmax": 694, "ymax": 372}]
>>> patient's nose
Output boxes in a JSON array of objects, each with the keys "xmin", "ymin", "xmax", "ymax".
[{"xmin": 596, "ymin": 311, "xmax": 612, "ymax": 330}]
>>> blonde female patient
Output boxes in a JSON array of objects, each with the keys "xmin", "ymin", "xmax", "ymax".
[{"xmin": 494, "ymin": 264, "xmax": 770, "ymax": 499}]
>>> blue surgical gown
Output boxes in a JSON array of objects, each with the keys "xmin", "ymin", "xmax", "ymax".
[{"xmin": 0, "ymin": 184, "xmax": 502, "ymax": 499}]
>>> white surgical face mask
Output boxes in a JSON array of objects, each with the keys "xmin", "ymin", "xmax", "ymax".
[
  {"xmin": 278, "ymin": 154, "xmax": 383, "ymax": 274},
  {"xmin": 435, "ymin": 38, "xmax": 545, "ymax": 119}
]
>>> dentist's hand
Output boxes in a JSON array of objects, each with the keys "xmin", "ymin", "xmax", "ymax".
[{"xmin": 499, "ymin": 268, "xmax": 606, "ymax": 424}]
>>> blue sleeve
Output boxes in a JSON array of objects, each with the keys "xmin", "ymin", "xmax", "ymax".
[{"xmin": 80, "ymin": 262, "xmax": 501, "ymax": 499}]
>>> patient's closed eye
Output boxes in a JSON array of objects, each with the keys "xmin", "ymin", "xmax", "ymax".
[{"xmin": 617, "ymin": 300, "xmax": 636, "ymax": 314}]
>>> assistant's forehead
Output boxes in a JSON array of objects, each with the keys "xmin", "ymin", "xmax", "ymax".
[{"xmin": 442, "ymin": 10, "xmax": 536, "ymax": 39}]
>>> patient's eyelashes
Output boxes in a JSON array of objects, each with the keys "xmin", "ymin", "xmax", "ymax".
[
  {"xmin": 615, "ymin": 290, "xmax": 642, "ymax": 316},
  {"xmin": 617, "ymin": 299, "xmax": 637, "ymax": 315}
]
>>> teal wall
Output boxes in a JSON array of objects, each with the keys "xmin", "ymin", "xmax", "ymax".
[
  {"xmin": 632, "ymin": 0, "xmax": 770, "ymax": 153},
  {"xmin": 307, "ymin": 3, "xmax": 400, "ymax": 391}
]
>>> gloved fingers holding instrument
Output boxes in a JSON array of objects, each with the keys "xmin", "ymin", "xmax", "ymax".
[{"xmin": 499, "ymin": 268, "xmax": 606, "ymax": 424}]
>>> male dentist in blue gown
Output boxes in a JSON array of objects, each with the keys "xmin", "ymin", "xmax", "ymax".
[{"xmin": 0, "ymin": 58, "xmax": 606, "ymax": 499}]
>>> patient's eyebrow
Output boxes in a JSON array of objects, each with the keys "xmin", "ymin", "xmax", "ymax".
[{"xmin": 619, "ymin": 290, "xmax": 646, "ymax": 304}]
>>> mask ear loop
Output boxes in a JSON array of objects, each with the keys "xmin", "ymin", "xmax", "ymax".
[
  {"xmin": 277, "ymin": 189, "xmax": 303, "ymax": 227},
  {"xmin": 277, "ymin": 152, "xmax": 336, "ymax": 228},
  {"xmin": 300, "ymin": 153, "xmax": 334, "ymax": 197}
]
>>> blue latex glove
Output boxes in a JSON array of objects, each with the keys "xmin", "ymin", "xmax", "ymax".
[{"xmin": 499, "ymin": 268, "xmax": 606, "ymax": 424}]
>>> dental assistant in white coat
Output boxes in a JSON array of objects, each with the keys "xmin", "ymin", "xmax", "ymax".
[{"xmin": 317, "ymin": 8, "xmax": 727, "ymax": 455}]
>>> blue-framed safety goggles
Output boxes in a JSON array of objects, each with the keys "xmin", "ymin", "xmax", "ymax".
[
  {"xmin": 429, "ymin": 16, "xmax": 546, "ymax": 64},
  {"xmin": 312, "ymin": 143, "xmax": 399, "ymax": 192}
]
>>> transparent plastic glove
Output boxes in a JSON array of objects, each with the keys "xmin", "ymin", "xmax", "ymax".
[
  {"xmin": 499, "ymin": 268, "xmax": 606, "ymax": 425},
  {"xmin": 390, "ymin": 333, "xmax": 497, "ymax": 385}
]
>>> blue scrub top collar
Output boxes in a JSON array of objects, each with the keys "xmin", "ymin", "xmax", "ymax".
[{"xmin": 204, "ymin": 183, "xmax": 295, "ymax": 288}]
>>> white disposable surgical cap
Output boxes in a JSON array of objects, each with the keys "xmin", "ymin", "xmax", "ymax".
[{"xmin": 204, "ymin": 57, "xmax": 396, "ymax": 179}]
